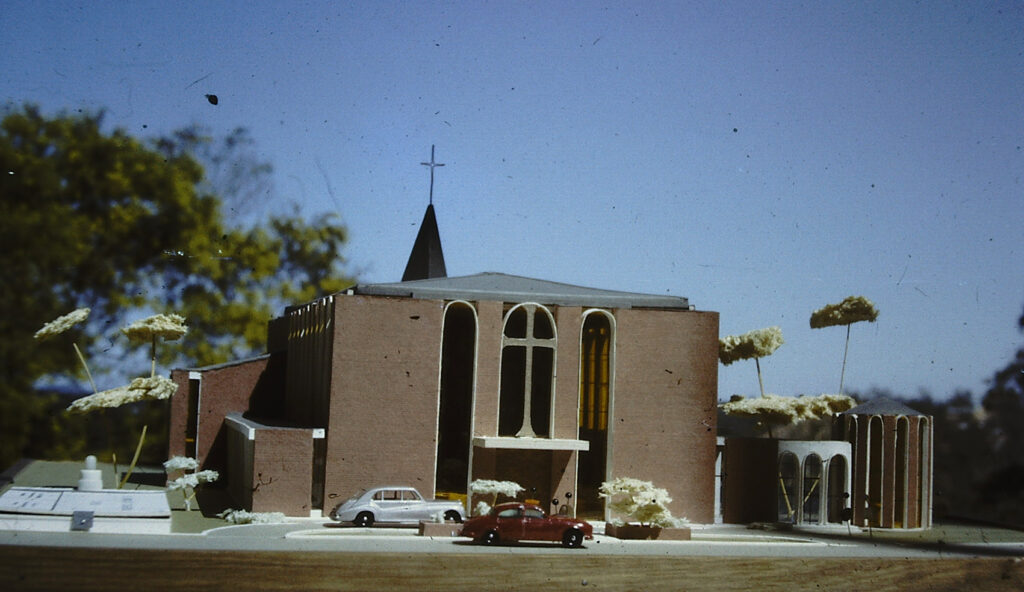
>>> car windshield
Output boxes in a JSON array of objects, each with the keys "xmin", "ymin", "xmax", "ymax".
[
  {"xmin": 495, "ymin": 507, "xmax": 521, "ymax": 519},
  {"xmin": 345, "ymin": 489, "xmax": 367, "ymax": 504}
]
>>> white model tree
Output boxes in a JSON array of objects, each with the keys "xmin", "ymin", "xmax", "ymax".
[
  {"xmin": 34, "ymin": 308, "xmax": 96, "ymax": 392},
  {"xmin": 721, "ymin": 393, "xmax": 856, "ymax": 437},
  {"xmin": 35, "ymin": 310, "xmax": 185, "ymax": 488},
  {"xmin": 810, "ymin": 296, "xmax": 879, "ymax": 394},
  {"xmin": 469, "ymin": 479, "xmax": 524, "ymax": 516},
  {"xmin": 598, "ymin": 477, "xmax": 685, "ymax": 528},
  {"xmin": 63, "ymin": 313, "xmax": 186, "ymax": 488},
  {"xmin": 164, "ymin": 456, "xmax": 219, "ymax": 511},
  {"xmin": 217, "ymin": 509, "xmax": 286, "ymax": 524},
  {"xmin": 719, "ymin": 326, "xmax": 784, "ymax": 398}
]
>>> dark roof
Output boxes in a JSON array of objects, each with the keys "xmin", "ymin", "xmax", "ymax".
[
  {"xmin": 174, "ymin": 353, "xmax": 271, "ymax": 373},
  {"xmin": 841, "ymin": 396, "xmax": 927, "ymax": 417},
  {"xmin": 351, "ymin": 272, "xmax": 691, "ymax": 309},
  {"xmin": 402, "ymin": 204, "xmax": 447, "ymax": 281}
]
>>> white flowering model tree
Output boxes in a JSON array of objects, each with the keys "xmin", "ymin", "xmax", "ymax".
[
  {"xmin": 35, "ymin": 310, "xmax": 186, "ymax": 488},
  {"xmin": 165, "ymin": 456, "xmax": 219, "ymax": 511},
  {"xmin": 217, "ymin": 509, "xmax": 286, "ymax": 524},
  {"xmin": 718, "ymin": 326, "xmax": 784, "ymax": 398},
  {"xmin": 810, "ymin": 296, "xmax": 879, "ymax": 394},
  {"xmin": 598, "ymin": 477, "xmax": 684, "ymax": 528},
  {"xmin": 469, "ymin": 479, "xmax": 524, "ymax": 516},
  {"xmin": 34, "ymin": 308, "xmax": 96, "ymax": 392},
  {"xmin": 721, "ymin": 393, "xmax": 856, "ymax": 437}
]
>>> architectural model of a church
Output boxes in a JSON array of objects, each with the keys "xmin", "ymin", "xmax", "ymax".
[
  {"xmin": 167, "ymin": 150, "xmax": 932, "ymax": 529},
  {"xmin": 168, "ymin": 176, "xmax": 719, "ymax": 521}
]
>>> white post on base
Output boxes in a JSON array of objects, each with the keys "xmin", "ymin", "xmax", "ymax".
[{"xmin": 77, "ymin": 455, "xmax": 103, "ymax": 491}]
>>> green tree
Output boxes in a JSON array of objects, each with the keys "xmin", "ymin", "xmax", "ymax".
[
  {"xmin": 0, "ymin": 104, "xmax": 353, "ymax": 468},
  {"xmin": 897, "ymin": 390, "xmax": 989, "ymax": 520},
  {"xmin": 979, "ymin": 304, "xmax": 1024, "ymax": 524}
]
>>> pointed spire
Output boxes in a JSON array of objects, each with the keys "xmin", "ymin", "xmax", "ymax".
[
  {"xmin": 402, "ymin": 204, "xmax": 447, "ymax": 281},
  {"xmin": 403, "ymin": 146, "xmax": 448, "ymax": 281}
]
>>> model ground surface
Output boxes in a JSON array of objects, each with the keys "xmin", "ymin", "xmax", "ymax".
[{"xmin": 1, "ymin": 461, "xmax": 1022, "ymax": 590}]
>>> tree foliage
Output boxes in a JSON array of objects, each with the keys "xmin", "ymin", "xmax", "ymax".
[
  {"xmin": 721, "ymin": 393, "xmax": 855, "ymax": 435},
  {"xmin": 598, "ymin": 477, "xmax": 683, "ymax": 527},
  {"xmin": 719, "ymin": 326, "xmax": 784, "ymax": 398},
  {"xmin": 977, "ymin": 305, "xmax": 1024, "ymax": 523},
  {"xmin": 0, "ymin": 104, "xmax": 353, "ymax": 468},
  {"xmin": 810, "ymin": 295, "xmax": 879, "ymax": 393},
  {"xmin": 809, "ymin": 295, "xmax": 879, "ymax": 329}
]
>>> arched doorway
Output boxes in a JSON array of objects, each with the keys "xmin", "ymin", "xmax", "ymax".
[{"xmin": 827, "ymin": 454, "xmax": 848, "ymax": 523}]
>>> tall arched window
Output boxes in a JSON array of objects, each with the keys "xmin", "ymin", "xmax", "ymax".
[
  {"xmin": 577, "ymin": 310, "xmax": 614, "ymax": 518},
  {"xmin": 498, "ymin": 303, "xmax": 556, "ymax": 437},
  {"xmin": 867, "ymin": 416, "xmax": 884, "ymax": 527},
  {"xmin": 845, "ymin": 415, "xmax": 860, "ymax": 519},
  {"xmin": 802, "ymin": 454, "xmax": 823, "ymax": 524},
  {"xmin": 895, "ymin": 417, "xmax": 909, "ymax": 527},
  {"xmin": 778, "ymin": 452, "xmax": 799, "ymax": 523},
  {"xmin": 827, "ymin": 454, "xmax": 848, "ymax": 524},
  {"xmin": 435, "ymin": 301, "xmax": 476, "ymax": 494},
  {"xmin": 918, "ymin": 417, "xmax": 932, "ymax": 528}
]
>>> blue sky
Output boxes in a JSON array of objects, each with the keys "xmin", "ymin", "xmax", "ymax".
[{"xmin": 3, "ymin": 1, "xmax": 1022, "ymax": 402}]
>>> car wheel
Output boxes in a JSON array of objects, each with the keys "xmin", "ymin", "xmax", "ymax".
[
  {"xmin": 353, "ymin": 512, "xmax": 374, "ymax": 527},
  {"xmin": 444, "ymin": 510, "xmax": 463, "ymax": 523},
  {"xmin": 480, "ymin": 530, "xmax": 499, "ymax": 545},
  {"xmin": 562, "ymin": 528, "xmax": 583, "ymax": 548}
]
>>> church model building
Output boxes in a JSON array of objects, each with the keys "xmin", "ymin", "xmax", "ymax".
[
  {"xmin": 167, "ymin": 155, "xmax": 932, "ymax": 528},
  {"xmin": 168, "ymin": 203, "xmax": 720, "ymax": 522}
]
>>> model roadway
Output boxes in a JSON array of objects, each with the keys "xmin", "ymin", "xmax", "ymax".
[{"xmin": 2, "ymin": 521, "xmax": 1022, "ymax": 591}]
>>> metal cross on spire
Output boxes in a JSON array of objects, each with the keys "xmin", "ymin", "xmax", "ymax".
[{"xmin": 420, "ymin": 144, "xmax": 445, "ymax": 205}]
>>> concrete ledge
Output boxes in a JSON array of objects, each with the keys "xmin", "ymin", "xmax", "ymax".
[
  {"xmin": 605, "ymin": 523, "xmax": 692, "ymax": 540},
  {"xmin": 472, "ymin": 436, "xmax": 590, "ymax": 451},
  {"xmin": 0, "ymin": 513, "xmax": 171, "ymax": 534},
  {"xmin": 418, "ymin": 520, "xmax": 462, "ymax": 537}
]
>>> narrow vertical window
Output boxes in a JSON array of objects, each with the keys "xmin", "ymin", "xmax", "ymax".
[
  {"xmin": 918, "ymin": 417, "xmax": 931, "ymax": 528},
  {"xmin": 867, "ymin": 416, "xmax": 884, "ymax": 527},
  {"xmin": 185, "ymin": 377, "xmax": 200, "ymax": 459},
  {"xmin": 802, "ymin": 454, "xmax": 822, "ymax": 524},
  {"xmin": 577, "ymin": 311, "xmax": 613, "ymax": 518},
  {"xmin": 436, "ymin": 302, "xmax": 476, "ymax": 494},
  {"xmin": 895, "ymin": 417, "xmax": 909, "ymax": 527}
]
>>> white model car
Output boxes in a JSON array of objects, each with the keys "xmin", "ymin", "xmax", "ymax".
[{"xmin": 329, "ymin": 486, "xmax": 466, "ymax": 526}]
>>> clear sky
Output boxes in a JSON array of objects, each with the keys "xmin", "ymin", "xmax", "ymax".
[{"xmin": 3, "ymin": 1, "xmax": 1022, "ymax": 402}]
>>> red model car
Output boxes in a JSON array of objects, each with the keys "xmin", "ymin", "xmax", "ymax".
[{"xmin": 460, "ymin": 502, "xmax": 594, "ymax": 548}]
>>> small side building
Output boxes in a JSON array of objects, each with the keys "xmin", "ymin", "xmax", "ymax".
[
  {"xmin": 834, "ymin": 397, "xmax": 933, "ymax": 529},
  {"xmin": 721, "ymin": 437, "xmax": 852, "ymax": 526}
]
